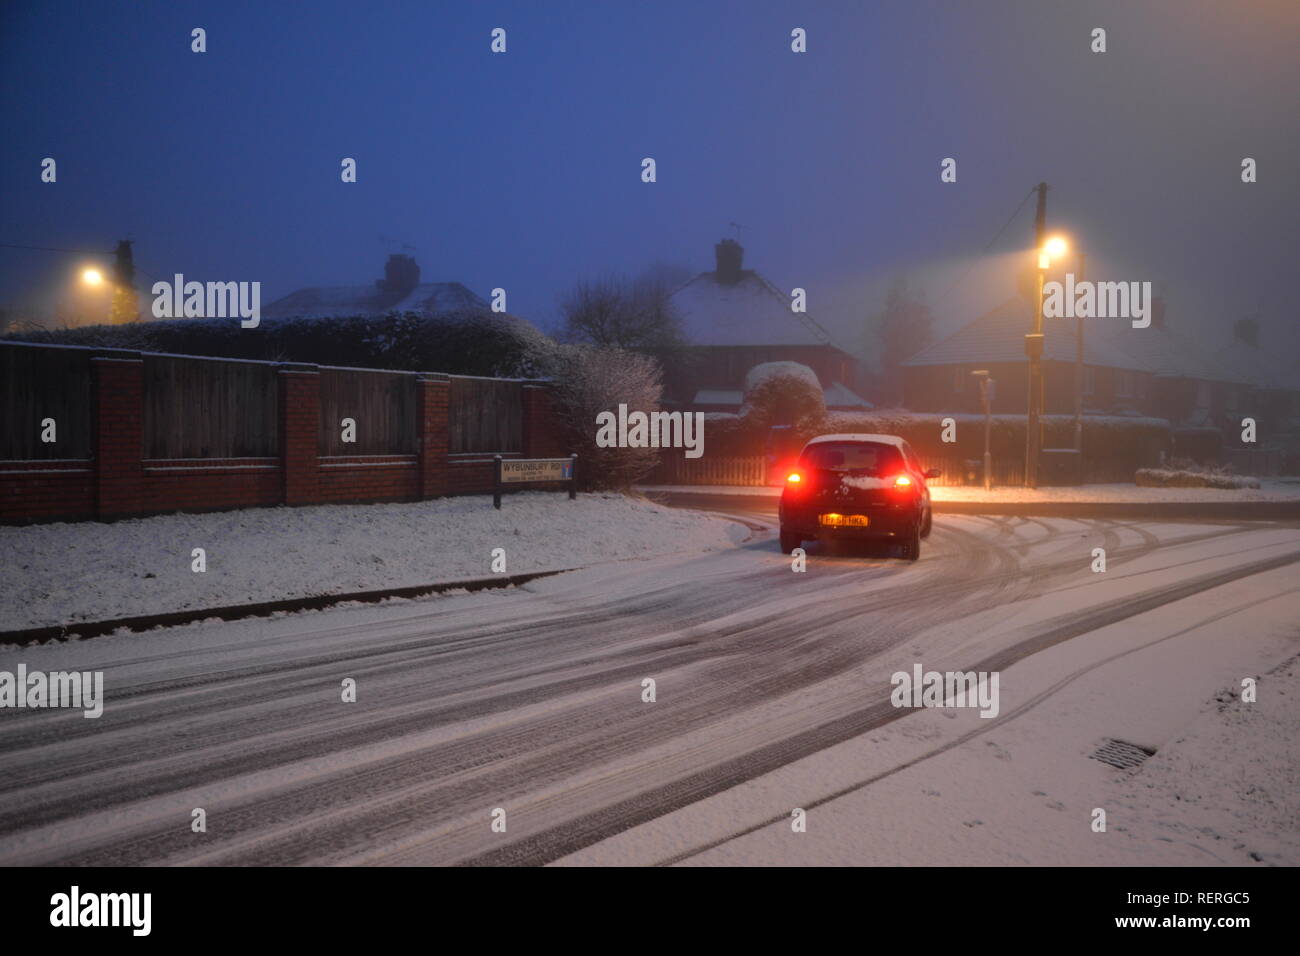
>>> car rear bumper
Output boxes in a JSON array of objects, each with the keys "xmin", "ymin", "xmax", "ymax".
[{"xmin": 780, "ymin": 503, "xmax": 921, "ymax": 539}]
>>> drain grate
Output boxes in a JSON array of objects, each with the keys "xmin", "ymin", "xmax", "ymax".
[{"xmin": 1090, "ymin": 738, "xmax": 1156, "ymax": 770}]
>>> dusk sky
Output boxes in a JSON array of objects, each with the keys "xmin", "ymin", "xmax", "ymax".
[{"xmin": 2, "ymin": 0, "xmax": 1296, "ymax": 350}]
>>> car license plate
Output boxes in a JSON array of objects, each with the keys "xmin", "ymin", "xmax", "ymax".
[{"xmin": 819, "ymin": 513, "xmax": 868, "ymax": 527}]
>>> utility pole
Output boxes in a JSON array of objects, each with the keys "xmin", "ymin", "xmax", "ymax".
[
  {"xmin": 1024, "ymin": 182, "xmax": 1047, "ymax": 488},
  {"xmin": 1073, "ymin": 251, "xmax": 1086, "ymax": 451}
]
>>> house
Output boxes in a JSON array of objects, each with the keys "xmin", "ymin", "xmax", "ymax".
[
  {"xmin": 1211, "ymin": 318, "xmax": 1300, "ymax": 429},
  {"xmin": 665, "ymin": 239, "xmax": 871, "ymax": 413},
  {"xmin": 262, "ymin": 254, "xmax": 486, "ymax": 320},
  {"xmin": 900, "ymin": 295, "xmax": 1294, "ymax": 436}
]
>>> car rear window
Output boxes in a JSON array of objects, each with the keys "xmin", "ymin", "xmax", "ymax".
[{"xmin": 801, "ymin": 441, "xmax": 903, "ymax": 474}]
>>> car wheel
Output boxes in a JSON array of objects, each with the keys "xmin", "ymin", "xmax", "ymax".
[
  {"xmin": 920, "ymin": 506, "xmax": 932, "ymax": 539},
  {"xmin": 900, "ymin": 523, "xmax": 921, "ymax": 561},
  {"xmin": 779, "ymin": 530, "xmax": 801, "ymax": 554}
]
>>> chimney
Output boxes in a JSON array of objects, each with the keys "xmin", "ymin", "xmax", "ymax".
[
  {"xmin": 714, "ymin": 239, "xmax": 744, "ymax": 285},
  {"xmin": 376, "ymin": 254, "xmax": 420, "ymax": 298},
  {"xmin": 1233, "ymin": 316, "xmax": 1259, "ymax": 347}
]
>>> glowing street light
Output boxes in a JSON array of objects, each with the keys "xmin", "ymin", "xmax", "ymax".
[
  {"xmin": 1039, "ymin": 235, "xmax": 1069, "ymax": 269},
  {"xmin": 82, "ymin": 267, "xmax": 105, "ymax": 286}
]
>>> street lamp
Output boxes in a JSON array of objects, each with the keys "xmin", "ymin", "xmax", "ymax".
[
  {"xmin": 77, "ymin": 255, "xmax": 138, "ymax": 324},
  {"xmin": 1040, "ymin": 235, "xmax": 1068, "ymax": 268}
]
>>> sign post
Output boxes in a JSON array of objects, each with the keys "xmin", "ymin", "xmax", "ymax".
[{"xmin": 493, "ymin": 454, "xmax": 578, "ymax": 509}]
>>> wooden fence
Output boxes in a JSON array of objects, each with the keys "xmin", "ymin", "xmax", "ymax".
[
  {"xmin": 653, "ymin": 455, "xmax": 768, "ymax": 486},
  {"xmin": 0, "ymin": 345, "xmax": 93, "ymax": 459},
  {"xmin": 448, "ymin": 376, "xmax": 522, "ymax": 454},
  {"xmin": 1224, "ymin": 447, "xmax": 1290, "ymax": 477},
  {"xmin": 318, "ymin": 367, "xmax": 417, "ymax": 456},
  {"xmin": 143, "ymin": 355, "xmax": 279, "ymax": 459}
]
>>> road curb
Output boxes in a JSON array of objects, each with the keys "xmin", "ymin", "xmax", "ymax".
[
  {"xmin": 645, "ymin": 489, "xmax": 1300, "ymax": 522},
  {"xmin": 932, "ymin": 500, "xmax": 1300, "ymax": 520},
  {"xmin": 0, "ymin": 568, "xmax": 574, "ymax": 646}
]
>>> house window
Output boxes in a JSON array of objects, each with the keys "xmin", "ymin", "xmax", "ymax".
[
  {"xmin": 1116, "ymin": 371, "xmax": 1134, "ymax": 399},
  {"xmin": 1082, "ymin": 367, "xmax": 1096, "ymax": 396}
]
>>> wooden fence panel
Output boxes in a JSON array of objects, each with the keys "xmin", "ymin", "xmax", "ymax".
[
  {"xmin": 448, "ymin": 377, "xmax": 522, "ymax": 454},
  {"xmin": 318, "ymin": 368, "xmax": 417, "ymax": 456},
  {"xmin": 655, "ymin": 455, "xmax": 767, "ymax": 486},
  {"xmin": 143, "ymin": 355, "xmax": 279, "ymax": 459},
  {"xmin": 645, "ymin": 451, "xmax": 1160, "ymax": 489},
  {"xmin": 0, "ymin": 344, "xmax": 94, "ymax": 460}
]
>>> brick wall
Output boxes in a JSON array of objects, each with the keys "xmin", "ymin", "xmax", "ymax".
[
  {"xmin": 0, "ymin": 460, "xmax": 95, "ymax": 521},
  {"xmin": 0, "ymin": 344, "xmax": 568, "ymax": 524},
  {"xmin": 92, "ymin": 354, "xmax": 146, "ymax": 518}
]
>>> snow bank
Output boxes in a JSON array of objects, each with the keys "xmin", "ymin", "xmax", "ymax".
[
  {"xmin": 638, "ymin": 480, "xmax": 1300, "ymax": 502},
  {"xmin": 930, "ymin": 480, "xmax": 1300, "ymax": 503},
  {"xmin": 0, "ymin": 493, "xmax": 746, "ymax": 631}
]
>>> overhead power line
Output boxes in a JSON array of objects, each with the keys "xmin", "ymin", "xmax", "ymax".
[
  {"xmin": 0, "ymin": 241, "xmax": 112, "ymax": 254},
  {"xmin": 931, "ymin": 186, "xmax": 1036, "ymax": 309}
]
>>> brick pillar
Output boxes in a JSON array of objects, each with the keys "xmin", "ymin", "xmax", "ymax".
[
  {"xmin": 522, "ymin": 383, "xmax": 563, "ymax": 457},
  {"xmin": 92, "ymin": 353, "xmax": 144, "ymax": 519},
  {"xmin": 279, "ymin": 364, "xmax": 320, "ymax": 505},
  {"xmin": 418, "ymin": 374, "xmax": 449, "ymax": 498}
]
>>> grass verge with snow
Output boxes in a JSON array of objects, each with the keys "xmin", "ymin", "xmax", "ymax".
[{"xmin": 0, "ymin": 492, "xmax": 746, "ymax": 631}]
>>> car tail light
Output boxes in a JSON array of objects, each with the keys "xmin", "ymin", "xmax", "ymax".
[
  {"xmin": 786, "ymin": 471, "xmax": 802, "ymax": 484},
  {"xmin": 893, "ymin": 474, "xmax": 913, "ymax": 488}
]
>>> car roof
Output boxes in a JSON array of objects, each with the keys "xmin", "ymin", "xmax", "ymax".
[{"xmin": 803, "ymin": 433, "xmax": 908, "ymax": 449}]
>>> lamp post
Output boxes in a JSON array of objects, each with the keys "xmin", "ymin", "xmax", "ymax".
[
  {"xmin": 1025, "ymin": 219, "xmax": 1070, "ymax": 488},
  {"xmin": 971, "ymin": 369, "xmax": 994, "ymax": 490},
  {"xmin": 1025, "ymin": 184, "xmax": 1047, "ymax": 488},
  {"xmin": 1073, "ymin": 250, "xmax": 1086, "ymax": 452}
]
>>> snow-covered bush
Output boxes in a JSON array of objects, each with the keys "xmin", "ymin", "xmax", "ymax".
[
  {"xmin": 740, "ymin": 361, "xmax": 826, "ymax": 434},
  {"xmin": 1135, "ymin": 468, "xmax": 1260, "ymax": 490},
  {"xmin": 525, "ymin": 339, "xmax": 662, "ymax": 489},
  {"xmin": 698, "ymin": 412, "xmax": 749, "ymax": 456}
]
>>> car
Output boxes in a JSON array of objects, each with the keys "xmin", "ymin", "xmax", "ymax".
[{"xmin": 778, "ymin": 433, "xmax": 939, "ymax": 561}]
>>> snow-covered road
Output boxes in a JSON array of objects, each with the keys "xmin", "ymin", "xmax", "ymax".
[{"xmin": 1, "ymin": 509, "xmax": 1297, "ymax": 865}]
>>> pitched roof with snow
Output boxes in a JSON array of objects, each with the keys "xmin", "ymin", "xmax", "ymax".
[
  {"xmin": 902, "ymin": 297, "xmax": 1265, "ymax": 385},
  {"xmin": 671, "ymin": 271, "xmax": 839, "ymax": 348},
  {"xmin": 262, "ymin": 282, "xmax": 487, "ymax": 320}
]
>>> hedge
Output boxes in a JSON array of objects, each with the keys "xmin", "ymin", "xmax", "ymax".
[{"xmin": 4, "ymin": 310, "xmax": 548, "ymax": 378}]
